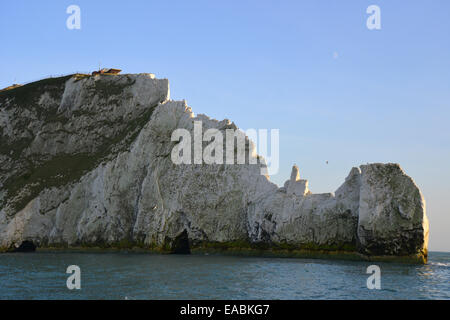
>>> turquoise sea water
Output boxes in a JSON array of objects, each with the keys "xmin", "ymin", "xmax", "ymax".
[{"xmin": 0, "ymin": 251, "xmax": 448, "ymax": 300}]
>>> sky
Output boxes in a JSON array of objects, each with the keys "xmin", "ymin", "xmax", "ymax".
[{"xmin": 0, "ymin": 0, "xmax": 449, "ymax": 252}]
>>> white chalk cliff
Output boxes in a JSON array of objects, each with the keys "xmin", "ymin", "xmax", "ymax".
[{"xmin": 0, "ymin": 74, "xmax": 429, "ymax": 263}]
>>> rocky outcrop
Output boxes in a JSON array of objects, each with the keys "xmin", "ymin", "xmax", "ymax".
[{"xmin": 0, "ymin": 74, "xmax": 429, "ymax": 263}]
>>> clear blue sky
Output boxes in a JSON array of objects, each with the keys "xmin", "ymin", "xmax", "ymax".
[{"xmin": 1, "ymin": 0, "xmax": 449, "ymax": 251}]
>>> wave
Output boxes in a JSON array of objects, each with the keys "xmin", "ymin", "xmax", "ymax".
[{"xmin": 429, "ymin": 262, "xmax": 450, "ymax": 268}]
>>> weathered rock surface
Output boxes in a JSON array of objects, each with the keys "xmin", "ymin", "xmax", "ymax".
[{"xmin": 0, "ymin": 74, "xmax": 429, "ymax": 263}]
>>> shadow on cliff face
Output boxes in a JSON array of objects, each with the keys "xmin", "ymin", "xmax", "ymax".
[
  {"xmin": 168, "ymin": 230, "xmax": 191, "ymax": 254},
  {"xmin": 12, "ymin": 240, "xmax": 36, "ymax": 252}
]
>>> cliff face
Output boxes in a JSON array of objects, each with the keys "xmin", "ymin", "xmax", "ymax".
[{"xmin": 0, "ymin": 74, "xmax": 429, "ymax": 263}]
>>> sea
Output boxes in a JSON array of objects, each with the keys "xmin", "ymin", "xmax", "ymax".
[{"xmin": 0, "ymin": 251, "xmax": 448, "ymax": 300}]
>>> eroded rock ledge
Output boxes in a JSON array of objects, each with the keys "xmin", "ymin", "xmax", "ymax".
[{"xmin": 0, "ymin": 74, "xmax": 429, "ymax": 263}]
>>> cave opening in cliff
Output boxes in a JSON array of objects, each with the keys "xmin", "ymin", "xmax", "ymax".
[
  {"xmin": 13, "ymin": 240, "xmax": 36, "ymax": 252},
  {"xmin": 171, "ymin": 229, "xmax": 191, "ymax": 254}
]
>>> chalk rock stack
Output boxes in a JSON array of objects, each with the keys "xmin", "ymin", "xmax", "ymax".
[{"xmin": 0, "ymin": 74, "xmax": 429, "ymax": 263}]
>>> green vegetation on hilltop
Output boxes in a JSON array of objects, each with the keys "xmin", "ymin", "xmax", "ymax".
[{"xmin": 0, "ymin": 74, "xmax": 157, "ymax": 213}]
